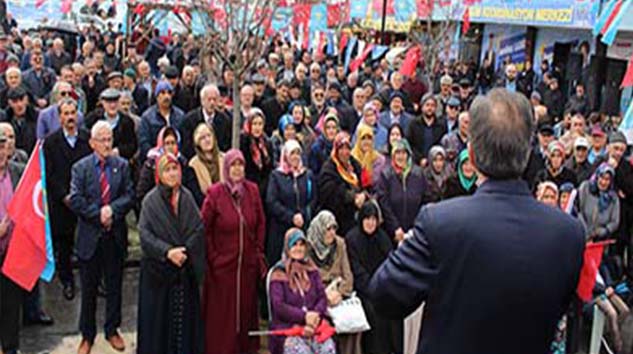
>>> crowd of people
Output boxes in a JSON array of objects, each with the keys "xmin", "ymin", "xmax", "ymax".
[{"xmin": 0, "ymin": 15, "xmax": 631, "ymax": 354}]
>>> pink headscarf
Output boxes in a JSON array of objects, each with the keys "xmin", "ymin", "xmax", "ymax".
[
  {"xmin": 223, "ymin": 149, "xmax": 246, "ymax": 199},
  {"xmin": 277, "ymin": 139, "xmax": 305, "ymax": 176}
]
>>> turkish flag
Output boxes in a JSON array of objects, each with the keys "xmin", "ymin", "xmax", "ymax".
[
  {"xmin": 417, "ymin": 0, "xmax": 433, "ymax": 18},
  {"xmin": 462, "ymin": 7, "xmax": 471, "ymax": 34},
  {"xmin": 2, "ymin": 143, "xmax": 51, "ymax": 291},
  {"xmin": 133, "ymin": 3, "xmax": 145, "ymax": 15},
  {"xmin": 293, "ymin": 4, "xmax": 312, "ymax": 28},
  {"xmin": 621, "ymin": 55, "xmax": 633, "ymax": 88},
  {"xmin": 349, "ymin": 43, "xmax": 374, "ymax": 72},
  {"xmin": 399, "ymin": 46, "xmax": 421, "ymax": 77},
  {"xmin": 576, "ymin": 241, "xmax": 611, "ymax": 302},
  {"xmin": 35, "ymin": 0, "xmax": 46, "ymax": 9}
]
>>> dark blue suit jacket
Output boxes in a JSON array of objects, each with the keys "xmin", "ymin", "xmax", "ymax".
[
  {"xmin": 368, "ymin": 179, "xmax": 585, "ymax": 354},
  {"xmin": 69, "ymin": 154, "xmax": 135, "ymax": 261}
]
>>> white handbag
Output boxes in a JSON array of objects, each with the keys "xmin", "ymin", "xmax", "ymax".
[{"xmin": 327, "ymin": 293, "xmax": 371, "ymax": 334}]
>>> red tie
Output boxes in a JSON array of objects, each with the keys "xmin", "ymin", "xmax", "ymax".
[{"xmin": 100, "ymin": 160, "xmax": 110, "ymax": 205}]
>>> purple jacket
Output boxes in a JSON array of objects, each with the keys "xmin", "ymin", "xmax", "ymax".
[
  {"xmin": 269, "ymin": 269, "xmax": 328, "ymax": 354},
  {"xmin": 36, "ymin": 104, "xmax": 85, "ymax": 140}
]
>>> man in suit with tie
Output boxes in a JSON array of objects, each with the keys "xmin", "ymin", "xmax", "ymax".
[
  {"xmin": 368, "ymin": 89, "xmax": 585, "ymax": 354},
  {"xmin": 69, "ymin": 120, "xmax": 134, "ymax": 354},
  {"xmin": 43, "ymin": 98, "xmax": 92, "ymax": 300}
]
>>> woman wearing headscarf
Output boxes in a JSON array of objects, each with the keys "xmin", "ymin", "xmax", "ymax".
[
  {"xmin": 376, "ymin": 138, "xmax": 430, "ymax": 243},
  {"xmin": 353, "ymin": 102, "xmax": 388, "ymax": 149},
  {"xmin": 137, "ymin": 153, "xmax": 205, "ymax": 354},
  {"xmin": 578, "ymin": 163, "xmax": 620, "ymax": 242},
  {"xmin": 266, "ymin": 139, "xmax": 317, "ymax": 265},
  {"xmin": 309, "ymin": 112, "xmax": 339, "ymax": 175},
  {"xmin": 240, "ymin": 108, "xmax": 274, "ymax": 201},
  {"xmin": 534, "ymin": 140, "xmax": 577, "ymax": 190},
  {"xmin": 268, "ymin": 228, "xmax": 336, "ymax": 354},
  {"xmin": 188, "ymin": 123, "xmax": 224, "ymax": 198},
  {"xmin": 351, "ymin": 124, "xmax": 386, "ymax": 190},
  {"xmin": 577, "ymin": 163, "xmax": 624, "ymax": 352},
  {"xmin": 444, "ymin": 149, "xmax": 478, "ymax": 199},
  {"xmin": 423, "ymin": 146, "xmax": 453, "ymax": 202},
  {"xmin": 318, "ymin": 132, "xmax": 365, "ymax": 235},
  {"xmin": 137, "ymin": 126, "xmax": 202, "ymax": 207},
  {"xmin": 289, "ymin": 101, "xmax": 317, "ymax": 154},
  {"xmin": 346, "ymin": 202, "xmax": 403, "ymax": 354},
  {"xmin": 201, "ymin": 149, "xmax": 267, "ymax": 354},
  {"xmin": 306, "ymin": 210, "xmax": 361, "ymax": 354},
  {"xmin": 271, "ymin": 114, "xmax": 297, "ymax": 166},
  {"xmin": 535, "ymin": 181, "xmax": 559, "ymax": 208},
  {"xmin": 383, "ymin": 123, "xmax": 403, "ymax": 158}
]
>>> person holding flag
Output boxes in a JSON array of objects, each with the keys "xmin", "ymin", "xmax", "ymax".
[{"xmin": 0, "ymin": 128, "xmax": 25, "ymax": 354}]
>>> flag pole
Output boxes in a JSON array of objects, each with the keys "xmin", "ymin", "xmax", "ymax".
[{"xmin": 380, "ymin": 0, "xmax": 387, "ymax": 44}]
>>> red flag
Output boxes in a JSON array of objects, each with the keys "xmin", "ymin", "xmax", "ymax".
[
  {"xmin": 621, "ymin": 55, "xmax": 633, "ymax": 88},
  {"xmin": 349, "ymin": 43, "xmax": 374, "ymax": 72},
  {"xmin": 1, "ymin": 144, "xmax": 48, "ymax": 291},
  {"xmin": 339, "ymin": 33, "xmax": 349, "ymax": 54},
  {"xmin": 35, "ymin": 0, "xmax": 46, "ymax": 8},
  {"xmin": 327, "ymin": 4, "xmax": 340, "ymax": 28},
  {"xmin": 60, "ymin": 0, "xmax": 72, "ymax": 14},
  {"xmin": 293, "ymin": 4, "xmax": 312, "ymax": 27},
  {"xmin": 399, "ymin": 46, "xmax": 421, "ymax": 77},
  {"xmin": 576, "ymin": 241, "xmax": 611, "ymax": 302},
  {"xmin": 462, "ymin": 7, "xmax": 471, "ymax": 34},
  {"xmin": 463, "ymin": 0, "xmax": 481, "ymax": 5},
  {"xmin": 601, "ymin": 0, "xmax": 624, "ymax": 35},
  {"xmin": 133, "ymin": 3, "xmax": 145, "ymax": 15},
  {"xmin": 417, "ymin": 0, "xmax": 433, "ymax": 18}
]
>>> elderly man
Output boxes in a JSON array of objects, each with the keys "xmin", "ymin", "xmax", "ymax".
[
  {"xmin": 369, "ymin": 89, "xmax": 584, "ymax": 354},
  {"xmin": 43, "ymin": 98, "xmax": 92, "ymax": 300},
  {"xmin": 0, "ymin": 128, "xmax": 26, "ymax": 354},
  {"xmin": 22, "ymin": 49, "xmax": 56, "ymax": 109},
  {"xmin": 434, "ymin": 75, "xmax": 453, "ymax": 117},
  {"xmin": 2, "ymin": 86, "xmax": 38, "ymax": 154},
  {"xmin": 138, "ymin": 81, "xmax": 185, "ymax": 161},
  {"xmin": 36, "ymin": 81, "xmax": 85, "ymax": 140},
  {"xmin": 0, "ymin": 122, "xmax": 28, "ymax": 163},
  {"xmin": 84, "ymin": 89, "xmax": 138, "ymax": 162},
  {"xmin": 172, "ymin": 65, "xmax": 198, "ymax": 113},
  {"xmin": 180, "ymin": 83, "xmax": 231, "ymax": 158},
  {"xmin": 47, "ymin": 37, "xmax": 72, "ymax": 74},
  {"xmin": 441, "ymin": 110, "xmax": 470, "ymax": 162},
  {"xmin": 564, "ymin": 137, "xmax": 592, "ymax": 183},
  {"xmin": 0, "ymin": 67, "xmax": 28, "ymax": 107},
  {"xmin": 70, "ymin": 120, "xmax": 134, "ymax": 354},
  {"xmin": 239, "ymin": 84, "xmax": 256, "ymax": 121}
]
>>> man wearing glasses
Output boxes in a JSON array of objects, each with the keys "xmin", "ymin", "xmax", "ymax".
[
  {"xmin": 43, "ymin": 98, "xmax": 92, "ymax": 301},
  {"xmin": 22, "ymin": 49, "xmax": 56, "ymax": 109},
  {"xmin": 36, "ymin": 81, "xmax": 85, "ymax": 140}
]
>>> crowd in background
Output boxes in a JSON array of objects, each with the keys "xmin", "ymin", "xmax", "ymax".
[{"xmin": 0, "ymin": 13, "xmax": 631, "ymax": 354}]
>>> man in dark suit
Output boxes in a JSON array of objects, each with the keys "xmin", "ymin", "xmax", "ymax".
[
  {"xmin": 369, "ymin": 89, "xmax": 585, "ymax": 354},
  {"xmin": 83, "ymin": 88, "xmax": 138, "ymax": 162},
  {"xmin": 69, "ymin": 120, "xmax": 134, "ymax": 354},
  {"xmin": 180, "ymin": 83, "xmax": 231, "ymax": 159},
  {"xmin": 43, "ymin": 98, "xmax": 92, "ymax": 300}
]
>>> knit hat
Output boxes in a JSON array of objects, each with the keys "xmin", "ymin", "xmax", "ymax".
[
  {"xmin": 609, "ymin": 131, "xmax": 627, "ymax": 145},
  {"xmin": 123, "ymin": 68, "xmax": 137, "ymax": 79},
  {"xmin": 154, "ymin": 81, "xmax": 173, "ymax": 97}
]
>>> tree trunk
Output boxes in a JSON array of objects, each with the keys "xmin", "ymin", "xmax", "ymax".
[{"xmin": 231, "ymin": 76, "xmax": 241, "ymax": 149}]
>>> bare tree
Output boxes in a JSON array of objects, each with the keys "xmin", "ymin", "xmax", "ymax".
[{"xmin": 190, "ymin": 0, "xmax": 280, "ymax": 148}]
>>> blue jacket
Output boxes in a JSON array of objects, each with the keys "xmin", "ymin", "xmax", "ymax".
[
  {"xmin": 36, "ymin": 104, "xmax": 85, "ymax": 140},
  {"xmin": 368, "ymin": 179, "xmax": 585, "ymax": 354},
  {"xmin": 69, "ymin": 154, "xmax": 135, "ymax": 261},
  {"xmin": 138, "ymin": 105, "xmax": 185, "ymax": 162},
  {"xmin": 378, "ymin": 110, "xmax": 412, "ymax": 132},
  {"xmin": 22, "ymin": 67, "xmax": 57, "ymax": 102}
]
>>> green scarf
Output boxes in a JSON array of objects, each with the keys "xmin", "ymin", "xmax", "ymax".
[{"xmin": 457, "ymin": 149, "xmax": 477, "ymax": 192}]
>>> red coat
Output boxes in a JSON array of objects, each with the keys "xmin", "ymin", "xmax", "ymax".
[{"xmin": 201, "ymin": 181, "xmax": 267, "ymax": 354}]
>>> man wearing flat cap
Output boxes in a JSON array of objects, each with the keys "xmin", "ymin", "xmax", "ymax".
[
  {"xmin": 0, "ymin": 86, "xmax": 38, "ymax": 154},
  {"xmin": 84, "ymin": 88, "xmax": 138, "ymax": 162}
]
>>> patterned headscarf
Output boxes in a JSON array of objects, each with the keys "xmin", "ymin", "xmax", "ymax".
[
  {"xmin": 147, "ymin": 126, "xmax": 180, "ymax": 160},
  {"xmin": 155, "ymin": 153, "xmax": 181, "ymax": 213},
  {"xmin": 307, "ymin": 210, "xmax": 338, "ymax": 268},
  {"xmin": 271, "ymin": 228, "xmax": 317, "ymax": 294},
  {"xmin": 536, "ymin": 181, "xmax": 559, "ymax": 203},
  {"xmin": 243, "ymin": 108, "xmax": 270, "ymax": 170},
  {"xmin": 589, "ymin": 163, "xmax": 616, "ymax": 212},
  {"xmin": 277, "ymin": 139, "xmax": 305, "ymax": 176},
  {"xmin": 331, "ymin": 132, "xmax": 359, "ymax": 187}
]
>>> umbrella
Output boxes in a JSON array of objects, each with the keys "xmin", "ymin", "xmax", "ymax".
[
  {"xmin": 249, "ymin": 320, "xmax": 336, "ymax": 344},
  {"xmin": 40, "ymin": 20, "xmax": 79, "ymax": 35}
]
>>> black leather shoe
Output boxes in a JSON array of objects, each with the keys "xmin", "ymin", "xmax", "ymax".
[
  {"xmin": 23, "ymin": 312, "xmax": 54, "ymax": 326},
  {"xmin": 63, "ymin": 282, "xmax": 76, "ymax": 301}
]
